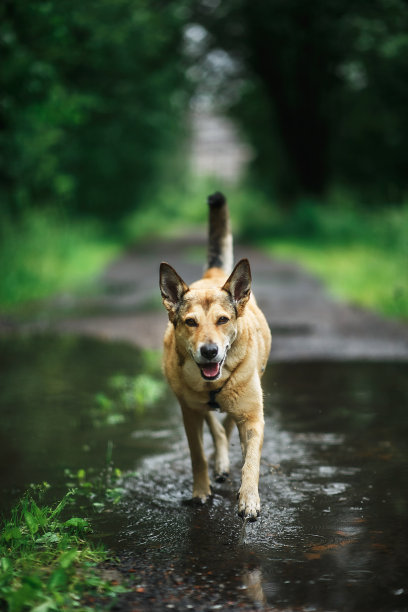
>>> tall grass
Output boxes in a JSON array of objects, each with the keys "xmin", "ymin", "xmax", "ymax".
[
  {"xmin": 0, "ymin": 488, "xmax": 126, "ymax": 611},
  {"xmin": 1, "ymin": 182, "xmax": 407, "ymax": 321},
  {"xmin": 94, "ymin": 181, "xmax": 408, "ymax": 321},
  {"xmin": 254, "ymin": 196, "xmax": 408, "ymax": 320},
  {"xmin": 0, "ymin": 208, "xmax": 119, "ymax": 311},
  {"xmin": 124, "ymin": 179, "xmax": 408, "ymax": 320}
]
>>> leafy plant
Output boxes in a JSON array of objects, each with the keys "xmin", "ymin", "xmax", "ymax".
[
  {"xmin": 0, "ymin": 487, "xmax": 128, "ymax": 612},
  {"xmin": 64, "ymin": 461, "xmax": 136, "ymax": 513},
  {"xmin": 93, "ymin": 372, "xmax": 165, "ymax": 427}
]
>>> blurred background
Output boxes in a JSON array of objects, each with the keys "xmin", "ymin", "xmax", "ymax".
[{"xmin": 1, "ymin": 0, "xmax": 407, "ymax": 319}]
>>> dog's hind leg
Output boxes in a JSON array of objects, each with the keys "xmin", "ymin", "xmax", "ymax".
[
  {"xmin": 222, "ymin": 413, "xmax": 235, "ymax": 442},
  {"xmin": 205, "ymin": 412, "xmax": 230, "ymax": 482},
  {"xmin": 181, "ymin": 405, "xmax": 211, "ymax": 502}
]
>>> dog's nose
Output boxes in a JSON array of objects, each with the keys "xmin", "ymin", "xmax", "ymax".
[{"xmin": 200, "ymin": 343, "xmax": 218, "ymax": 360}]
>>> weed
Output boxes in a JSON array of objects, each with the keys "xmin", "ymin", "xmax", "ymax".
[
  {"xmin": 0, "ymin": 486, "xmax": 128, "ymax": 612},
  {"xmin": 2, "ymin": 177, "xmax": 406, "ymax": 321},
  {"xmin": 64, "ymin": 442, "xmax": 137, "ymax": 511},
  {"xmin": 93, "ymin": 372, "xmax": 165, "ymax": 427},
  {"xmin": 0, "ymin": 208, "xmax": 119, "ymax": 311}
]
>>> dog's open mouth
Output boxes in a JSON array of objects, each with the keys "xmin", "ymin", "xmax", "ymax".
[{"xmin": 199, "ymin": 361, "xmax": 222, "ymax": 381}]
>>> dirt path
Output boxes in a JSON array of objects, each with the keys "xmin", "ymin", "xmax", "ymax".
[{"xmin": 9, "ymin": 232, "xmax": 408, "ymax": 361}]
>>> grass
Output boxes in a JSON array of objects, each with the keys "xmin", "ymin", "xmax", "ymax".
[
  {"xmin": 267, "ymin": 241, "xmax": 407, "ymax": 319},
  {"xmin": 0, "ymin": 347, "xmax": 166, "ymax": 611},
  {"xmin": 257, "ymin": 198, "xmax": 408, "ymax": 320},
  {"xmin": 1, "ymin": 181, "xmax": 407, "ymax": 321},
  {"xmin": 0, "ymin": 486, "xmax": 127, "ymax": 612},
  {"xmin": 132, "ymin": 179, "xmax": 407, "ymax": 320},
  {"xmin": 0, "ymin": 208, "xmax": 119, "ymax": 312}
]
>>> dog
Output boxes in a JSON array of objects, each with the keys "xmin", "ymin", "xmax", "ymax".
[{"xmin": 159, "ymin": 192, "xmax": 271, "ymax": 520}]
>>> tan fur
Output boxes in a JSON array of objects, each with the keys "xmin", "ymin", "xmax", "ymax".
[{"xmin": 160, "ymin": 224, "xmax": 271, "ymax": 520}]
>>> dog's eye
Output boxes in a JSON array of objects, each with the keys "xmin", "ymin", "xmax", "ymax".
[
  {"xmin": 185, "ymin": 318, "xmax": 198, "ymax": 327},
  {"xmin": 217, "ymin": 316, "xmax": 229, "ymax": 325}
]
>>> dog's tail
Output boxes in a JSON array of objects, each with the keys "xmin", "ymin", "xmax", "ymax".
[{"xmin": 206, "ymin": 192, "xmax": 233, "ymax": 274}]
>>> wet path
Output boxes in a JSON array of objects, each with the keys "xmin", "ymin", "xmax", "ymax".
[
  {"xmin": 10, "ymin": 233, "xmax": 408, "ymax": 361},
  {"xmin": 105, "ymin": 361, "xmax": 408, "ymax": 611},
  {"xmin": 1, "ymin": 235, "xmax": 408, "ymax": 610},
  {"xmin": 1, "ymin": 335, "xmax": 407, "ymax": 610}
]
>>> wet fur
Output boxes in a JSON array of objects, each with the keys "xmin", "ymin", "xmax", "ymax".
[{"xmin": 160, "ymin": 194, "xmax": 271, "ymax": 520}]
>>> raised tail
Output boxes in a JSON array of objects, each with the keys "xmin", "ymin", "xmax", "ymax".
[{"xmin": 206, "ymin": 192, "xmax": 233, "ymax": 274}]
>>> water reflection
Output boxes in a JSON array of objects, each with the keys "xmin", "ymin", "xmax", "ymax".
[{"xmin": 0, "ymin": 335, "xmax": 407, "ymax": 610}]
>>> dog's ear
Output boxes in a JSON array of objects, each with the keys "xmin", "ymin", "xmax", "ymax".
[
  {"xmin": 222, "ymin": 258, "xmax": 252, "ymax": 316},
  {"xmin": 160, "ymin": 262, "xmax": 189, "ymax": 322}
]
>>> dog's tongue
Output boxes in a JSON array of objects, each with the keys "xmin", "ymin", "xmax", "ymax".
[{"xmin": 202, "ymin": 363, "xmax": 220, "ymax": 378}]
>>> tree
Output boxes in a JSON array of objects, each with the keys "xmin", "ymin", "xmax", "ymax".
[
  {"xmin": 192, "ymin": 0, "xmax": 408, "ymax": 204},
  {"xmin": 0, "ymin": 0, "xmax": 190, "ymax": 220}
]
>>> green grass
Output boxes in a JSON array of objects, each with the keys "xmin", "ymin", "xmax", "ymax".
[
  {"xmin": 122, "ymin": 182, "xmax": 408, "ymax": 320},
  {"xmin": 0, "ymin": 208, "xmax": 119, "ymax": 311},
  {"xmin": 1, "ymin": 181, "xmax": 407, "ymax": 321},
  {"xmin": 0, "ymin": 348, "xmax": 167, "ymax": 611},
  {"xmin": 93, "ymin": 359, "xmax": 165, "ymax": 427},
  {"xmin": 266, "ymin": 241, "xmax": 408, "ymax": 319},
  {"xmin": 258, "ymin": 198, "xmax": 408, "ymax": 320},
  {"xmin": 0, "ymin": 487, "xmax": 127, "ymax": 612}
]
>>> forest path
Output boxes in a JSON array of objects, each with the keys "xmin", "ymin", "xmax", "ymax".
[{"xmin": 46, "ymin": 232, "xmax": 408, "ymax": 361}]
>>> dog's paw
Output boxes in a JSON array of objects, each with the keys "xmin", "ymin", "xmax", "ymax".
[
  {"xmin": 237, "ymin": 489, "xmax": 260, "ymax": 521},
  {"xmin": 191, "ymin": 495, "xmax": 211, "ymax": 505},
  {"xmin": 214, "ymin": 453, "xmax": 230, "ymax": 483},
  {"xmin": 192, "ymin": 484, "xmax": 212, "ymax": 504},
  {"xmin": 215, "ymin": 471, "xmax": 229, "ymax": 483}
]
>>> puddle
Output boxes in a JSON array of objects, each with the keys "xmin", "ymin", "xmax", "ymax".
[
  {"xmin": 0, "ymin": 335, "xmax": 407, "ymax": 610},
  {"xmin": 0, "ymin": 335, "xmax": 181, "ymax": 512}
]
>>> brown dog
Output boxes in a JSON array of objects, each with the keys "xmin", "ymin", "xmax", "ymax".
[{"xmin": 160, "ymin": 193, "xmax": 271, "ymax": 520}]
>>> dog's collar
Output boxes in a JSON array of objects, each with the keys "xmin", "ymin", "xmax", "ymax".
[{"xmin": 207, "ymin": 386, "xmax": 224, "ymax": 411}]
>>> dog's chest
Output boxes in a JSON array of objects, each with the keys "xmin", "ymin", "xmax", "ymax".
[{"xmin": 177, "ymin": 382, "xmax": 226, "ymax": 413}]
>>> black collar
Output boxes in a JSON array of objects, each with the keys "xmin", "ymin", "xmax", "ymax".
[{"xmin": 207, "ymin": 386, "xmax": 223, "ymax": 411}]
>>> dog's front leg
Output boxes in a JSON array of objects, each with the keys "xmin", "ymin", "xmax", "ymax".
[
  {"xmin": 236, "ymin": 414, "xmax": 264, "ymax": 520},
  {"xmin": 181, "ymin": 405, "xmax": 211, "ymax": 502}
]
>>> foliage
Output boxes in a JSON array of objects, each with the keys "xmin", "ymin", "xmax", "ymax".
[
  {"xmin": 93, "ymin": 369, "xmax": 165, "ymax": 427},
  {"xmin": 64, "ymin": 466, "xmax": 127, "ymax": 510},
  {"xmin": 0, "ymin": 487, "xmax": 127, "ymax": 612},
  {"xmin": 258, "ymin": 196, "xmax": 408, "ymax": 319},
  {"xmin": 269, "ymin": 241, "xmax": 408, "ymax": 320},
  {"xmin": 0, "ymin": 0, "xmax": 189, "ymax": 220},
  {"xmin": 191, "ymin": 0, "xmax": 408, "ymax": 203},
  {"xmin": 122, "ymin": 175, "xmax": 216, "ymax": 241},
  {"xmin": 64, "ymin": 441, "xmax": 137, "ymax": 510},
  {"xmin": 0, "ymin": 207, "xmax": 119, "ymax": 311},
  {"xmin": 114, "ymin": 177, "xmax": 408, "ymax": 321}
]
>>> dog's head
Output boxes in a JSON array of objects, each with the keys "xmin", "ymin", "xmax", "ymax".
[{"xmin": 160, "ymin": 259, "xmax": 251, "ymax": 381}]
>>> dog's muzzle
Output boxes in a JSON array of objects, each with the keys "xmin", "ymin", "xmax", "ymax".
[
  {"xmin": 199, "ymin": 361, "xmax": 222, "ymax": 380},
  {"xmin": 197, "ymin": 346, "xmax": 227, "ymax": 381}
]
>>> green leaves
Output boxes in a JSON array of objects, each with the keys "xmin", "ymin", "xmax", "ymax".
[
  {"xmin": 2, "ymin": 527, "xmax": 22, "ymax": 543},
  {"xmin": 64, "ymin": 460, "xmax": 131, "ymax": 511},
  {"xmin": 63, "ymin": 518, "xmax": 90, "ymax": 533},
  {"xmin": 0, "ymin": 489, "xmax": 119, "ymax": 612},
  {"xmin": 23, "ymin": 512, "xmax": 39, "ymax": 536},
  {"xmin": 1, "ymin": 0, "xmax": 188, "ymax": 220},
  {"xmin": 93, "ymin": 371, "xmax": 165, "ymax": 427}
]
